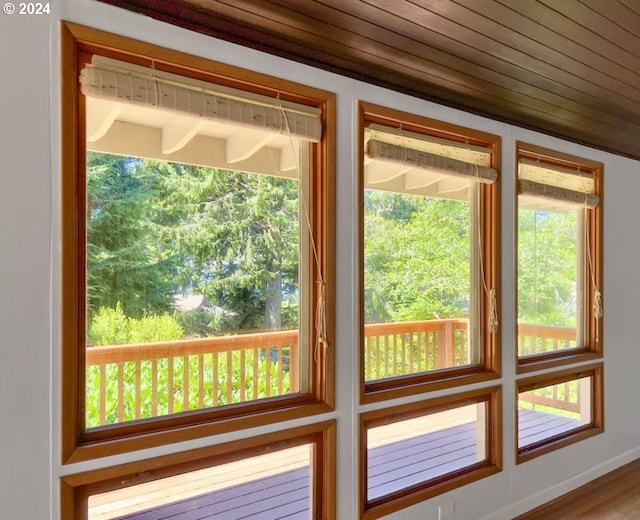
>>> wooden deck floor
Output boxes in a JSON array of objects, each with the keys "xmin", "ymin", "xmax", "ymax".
[
  {"xmin": 113, "ymin": 468, "xmax": 310, "ymax": 520},
  {"xmin": 368, "ymin": 419, "xmax": 479, "ymax": 500},
  {"xmin": 90, "ymin": 408, "xmax": 581, "ymax": 520},
  {"xmin": 518, "ymin": 408, "xmax": 580, "ymax": 448}
]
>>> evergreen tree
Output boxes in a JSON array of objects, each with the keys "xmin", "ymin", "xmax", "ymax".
[{"xmin": 86, "ymin": 153, "xmax": 178, "ymax": 321}]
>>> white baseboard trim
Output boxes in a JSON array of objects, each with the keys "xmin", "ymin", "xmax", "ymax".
[{"xmin": 478, "ymin": 447, "xmax": 640, "ymax": 520}]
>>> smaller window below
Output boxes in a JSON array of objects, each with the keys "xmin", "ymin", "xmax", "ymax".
[
  {"xmin": 87, "ymin": 444, "xmax": 312, "ymax": 519},
  {"xmin": 517, "ymin": 364, "xmax": 602, "ymax": 463},
  {"xmin": 61, "ymin": 421, "xmax": 334, "ymax": 519},
  {"xmin": 367, "ymin": 402, "xmax": 484, "ymax": 501},
  {"xmin": 360, "ymin": 387, "xmax": 501, "ymax": 519}
]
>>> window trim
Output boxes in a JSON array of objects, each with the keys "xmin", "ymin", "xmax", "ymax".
[
  {"xmin": 515, "ymin": 142, "xmax": 603, "ymax": 374},
  {"xmin": 515, "ymin": 364, "xmax": 603, "ymax": 464},
  {"xmin": 358, "ymin": 386, "xmax": 502, "ymax": 519},
  {"xmin": 61, "ymin": 420, "xmax": 336, "ymax": 520},
  {"xmin": 358, "ymin": 102, "xmax": 501, "ymax": 404},
  {"xmin": 61, "ymin": 21, "xmax": 335, "ymax": 464}
]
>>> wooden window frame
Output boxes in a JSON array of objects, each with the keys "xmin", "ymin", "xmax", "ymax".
[
  {"xmin": 358, "ymin": 102, "xmax": 501, "ymax": 404},
  {"xmin": 61, "ymin": 21, "xmax": 335, "ymax": 464},
  {"xmin": 61, "ymin": 420, "xmax": 336, "ymax": 520},
  {"xmin": 358, "ymin": 386, "xmax": 502, "ymax": 519},
  {"xmin": 516, "ymin": 364, "xmax": 603, "ymax": 464},
  {"xmin": 515, "ymin": 142, "xmax": 603, "ymax": 374}
]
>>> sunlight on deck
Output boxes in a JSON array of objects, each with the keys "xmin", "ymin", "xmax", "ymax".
[{"xmin": 88, "ymin": 445, "xmax": 310, "ymax": 520}]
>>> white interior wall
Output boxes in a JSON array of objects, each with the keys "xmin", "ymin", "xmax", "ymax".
[{"xmin": 1, "ymin": 2, "xmax": 639, "ymax": 519}]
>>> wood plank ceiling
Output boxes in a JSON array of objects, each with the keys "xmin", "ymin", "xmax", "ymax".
[{"xmin": 98, "ymin": 0, "xmax": 640, "ymax": 160}]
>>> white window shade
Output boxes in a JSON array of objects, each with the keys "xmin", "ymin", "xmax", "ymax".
[
  {"xmin": 366, "ymin": 139, "xmax": 498, "ymax": 184},
  {"xmin": 80, "ymin": 56, "xmax": 322, "ymax": 143},
  {"xmin": 363, "ymin": 124, "xmax": 497, "ymax": 202},
  {"xmin": 518, "ymin": 158, "xmax": 599, "ymax": 210}
]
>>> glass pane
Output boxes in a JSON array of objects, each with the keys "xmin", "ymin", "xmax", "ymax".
[
  {"xmin": 88, "ymin": 445, "xmax": 312, "ymax": 519},
  {"xmin": 517, "ymin": 207, "xmax": 580, "ymax": 357},
  {"xmin": 85, "ymin": 95, "xmax": 309, "ymax": 428},
  {"xmin": 363, "ymin": 188, "xmax": 475, "ymax": 381},
  {"xmin": 366, "ymin": 403, "xmax": 486, "ymax": 501},
  {"xmin": 518, "ymin": 376, "xmax": 590, "ymax": 449}
]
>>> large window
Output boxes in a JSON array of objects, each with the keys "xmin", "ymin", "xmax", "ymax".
[
  {"xmin": 359, "ymin": 103, "xmax": 500, "ymax": 401},
  {"xmin": 62, "ymin": 23, "xmax": 334, "ymax": 463},
  {"xmin": 515, "ymin": 143, "xmax": 604, "ymax": 463},
  {"xmin": 516, "ymin": 143, "xmax": 603, "ymax": 371}
]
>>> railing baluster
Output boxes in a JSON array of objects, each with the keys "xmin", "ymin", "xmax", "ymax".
[
  {"xmin": 367, "ymin": 336, "xmax": 379, "ymax": 380},
  {"xmin": 212, "ymin": 352, "xmax": 219, "ymax": 406},
  {"xmin": 99, "ymin": 364, "xmax": 106, "ymax": 426},
  {"xmin": 409, "ymin": 333, "xmax": 414, "ymax": 374},
  {"xmin": 168, "ymin": 357, "xmax": 174, "ymax": 415},
  {"xmin": 151, "ymin": 359, "xmax": 158, "ymax": 418},
  {"xmin": 265, "ymin": 350, "xmax": 272, "ymax": 398},
  {"xmin": 240, "ymin": 350, "xmax": 246, "ymax": 402},
  {"xmin": 198, "ymin": 354, "xmax": 204, "ymax": 409},
  {"xmin": 226, "ymin": 352, "xmax": 233, "ymax": 404},
  {"xmin": 392, "ymin": 333, "xmax": 398, "ymax": 377},
  {"xmin": 384, "ymin": 335, "xmax": 389, "ymax": 378},
  {"xmin": 277, "ymin": 346, "xmax": 283, "ymax": 395},
  {"xmin": 252, "ymin": 349, "xmax": 259, "ymax": 400},
  {"xmin": 183, "ymin": 354, "xmax": 190, "ymax": 412},
  {"xmin": 135, "ymin": 361, "xmax": 141, "ymax": 420},
  {"xmin": 117, "ymin": 362, "xmax": 124, "ymax": 423}
]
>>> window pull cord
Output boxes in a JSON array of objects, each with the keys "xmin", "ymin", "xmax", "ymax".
[
  {"xmin": 278, "ymin": 99, "xmax": 328, "ymax": 359},
  {"xmin": 476, "ymin": 163, "xmax": 498, "ymax": 334}
]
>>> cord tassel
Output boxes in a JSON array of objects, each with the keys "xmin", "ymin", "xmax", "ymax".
[
  {"xmin": 315, "ymin": 281, "xmax": 328, "ymax": 361},
  {"xmin": 488, "ymin": 287, "xmax": 499, "ymax": 334},
  {"xmin": 593, "ymin": 289, "xmax": 602, "ymax": 343}
]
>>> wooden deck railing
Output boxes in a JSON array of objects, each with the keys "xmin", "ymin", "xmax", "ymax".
[
  {"xmin": 363, "ymin": 319, "xmax": 469, "ymax": 381},
  {"xmin": 86, "ymin": 330, "xmax": 298, "ymax": 428},
  {"xmin": 517, "ymin": 323, "xmax": 577, "ymax": 357},
  {"xmin": 86, "ymin": 320, "xmax": 578, "ymax": 427},
  {"xmin": 518, "ymin": 323, "xmax": 580, "ymax": 414}
]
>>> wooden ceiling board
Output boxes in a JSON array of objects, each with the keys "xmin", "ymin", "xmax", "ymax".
[
  {"xmin": 214, "ymin": 0, "xmax": 639, "ymax": 142},
  {"xmin": 96, "ymin": 0, "xmax": 640, "ymax": 160},
  {"xmin": 535, "ymin": 0, "xmax": 640, "ymax": 59},
  {"xmin": 335, "ymin": 0, "xmax": 640, "ymax": 131},
  {"xmin": 450, "ymin": 0, "xmax": 640, "ymax": 108}
]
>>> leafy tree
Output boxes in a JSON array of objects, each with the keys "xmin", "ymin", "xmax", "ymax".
[
  {"xmin": 87, "ymin": 154, "xmax": 300, "ymax": 338},
  {"xmin": 149, "ymin": 162, "xmax": 300, "ymax": 334},
  {"xmin": 86, "ymin": 153, "xmax": 178, "ymax": 321},
  {"xmin": 517, "ymin": 208, "xmax": 578, "ymax": 326},
  {"xmin": 364, "ymin": 189, "xmax": 470, "ymax": 323}
]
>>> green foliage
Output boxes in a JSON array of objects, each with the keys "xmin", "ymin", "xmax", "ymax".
[
  {"xmin": 88, "ymin": 304, "xmax": 184, "ymax": 346},
  {"xmin": 86, "ymin": 153, "xmax": 300, "ymax": 338},
  {"xmin": 86, "ymin": 154, "xmax": 178, "ymax": 320},
  {"xmin": 152, "ymin": 163, "xmax": 300, "ymax": 333},
  {"xmin": 364, "ymin": 190, "xmax": 471, "ymax": 323},
  {"xmin": 518, "ymin": 208, "xmax": 578, "ymax": 326},
  {"xmin": 85, "ymin": 350, "xmax": 291, "ymax": 428}
]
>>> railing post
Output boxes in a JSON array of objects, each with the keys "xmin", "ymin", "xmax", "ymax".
[{"xmin": 436, "ymin": 321, "xmax": 454, "ymax": 369}]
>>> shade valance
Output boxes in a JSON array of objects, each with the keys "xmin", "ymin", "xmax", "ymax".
[
  {"xmin": 366, "ymin": 139, "xmax": 498, "ymax": 184},
  {"xmin": 80, "ymin": 56, "xmax": 322, "ymax": 142},
  {"xmin": 518, "ymin": 158, "xmax": 599, "ymax": 209}
]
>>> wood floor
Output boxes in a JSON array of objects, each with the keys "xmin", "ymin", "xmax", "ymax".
[{"xmin": 514, "ymin": 458, "xmax": 640, "ymax": 520}]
